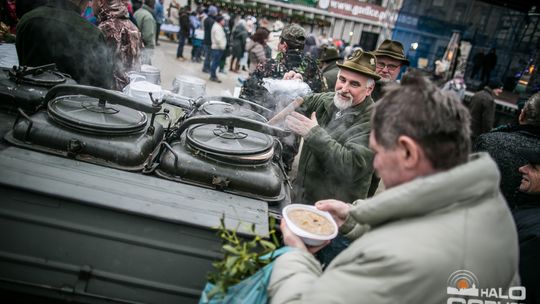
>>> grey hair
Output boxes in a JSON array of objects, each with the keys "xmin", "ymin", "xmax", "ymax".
[
  {"xmin": 366, "ymin": 78, "xmax": 375, "ymax": 88},
  {"xmin": 371, "ymin": 71, "xmax": 471, "ymax": 170},
  {"xmin": 523, "ymin": 92, "xmax": 540, "ymax": 126}
]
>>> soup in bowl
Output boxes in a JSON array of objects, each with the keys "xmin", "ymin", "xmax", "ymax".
[{"xmin": 282, "ymin": 204, "xmax": 338, "ymax": 246}]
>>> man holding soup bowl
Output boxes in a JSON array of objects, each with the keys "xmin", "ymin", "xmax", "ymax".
[{"xmin": 268, "ymin": 72, "xmax": 519, "ymax": 303}]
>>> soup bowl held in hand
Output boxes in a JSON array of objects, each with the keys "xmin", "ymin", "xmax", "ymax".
[{"xmin": 282, "ymin": 204, "xmax": 339, "ymax": 246}]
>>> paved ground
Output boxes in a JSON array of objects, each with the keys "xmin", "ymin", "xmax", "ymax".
[{"xmin": 152, "ymin": 36, "xmax": 248, "ymax": 98}]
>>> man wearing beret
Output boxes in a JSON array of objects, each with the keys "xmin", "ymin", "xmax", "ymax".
[
  {"xmin": 271, "ymin": 50, "xmax": 379, "ymax": 264},
  {"xmin": 371, "ymin": 39, "xmax": 410, "ymax": 101}
]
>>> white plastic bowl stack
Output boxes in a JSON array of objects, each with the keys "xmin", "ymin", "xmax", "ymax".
[
  {"xmin": 282, "ymin": 204, "xmax": 338, "ymax": 246},
  {"xmin": 126, "ymin": 81, "xmax": 163, "ymax": 105}
]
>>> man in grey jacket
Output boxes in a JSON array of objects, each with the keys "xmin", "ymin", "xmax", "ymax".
[{"xmin": 269, "ymin": 71, "xmax": 519, "ymax": 304}]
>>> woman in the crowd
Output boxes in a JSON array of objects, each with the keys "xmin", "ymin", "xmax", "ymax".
[
  {"xmin": 94, "ymin": 0, "xmax": 142, "ymax": 90},
  {"xmin": 229, "ymin": 18, "xmax": 248, "ymax": 73},
  {"xmin": 246, "ymin": 27, "xmax": 269, "ymax": 74}
]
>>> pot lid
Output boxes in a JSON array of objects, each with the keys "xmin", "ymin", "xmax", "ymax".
[
  {"xmin": 10, "ymin": 69, "xmax": 67, "ymax": 87},
  {"xmin": 200, "ymin": 101, "xmax": 267, "ymax": 122},
  {"xmin": 48, "ymin": 95, "xmax": 147, "ymax": 135},
  {"xmin": 186, "ymin": 123, "xmax": 273, "ymax": 156}
]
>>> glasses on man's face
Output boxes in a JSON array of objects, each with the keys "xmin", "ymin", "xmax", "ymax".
[{"xmin": 376, "ymin": 62, "xmax": 400, "ymax": 72}]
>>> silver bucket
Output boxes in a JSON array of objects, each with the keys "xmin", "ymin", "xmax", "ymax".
[
  {"xmin": 172, "ymin": 75, "xmax": 206, "ymax": 99},
  {"xmin": 140, "ymin": 65, "xmax": 161, "ymax": 85}
]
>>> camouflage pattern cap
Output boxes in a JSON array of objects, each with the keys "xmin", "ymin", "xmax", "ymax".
[{"xmin": 280, "ymin": 23, "xmax": 306, "ymax": 47}]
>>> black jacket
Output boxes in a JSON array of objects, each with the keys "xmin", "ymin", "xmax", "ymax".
[
  {"xmin": 474, "ymin": 124, "xmax": 540, "ymax": 209},
  {"xmin": 16, "ymin": 0, "xmax": 113, "ymax": 89}
]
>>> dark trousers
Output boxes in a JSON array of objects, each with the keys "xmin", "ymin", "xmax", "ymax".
[
  {"xmin": 315, "ymin": 233, "xmax": 350, "ymax": 267},
  {"xmin": 202, "ymin": 44, "xmax": 212, "ymax": 71},
  {"xmin": 176, "ymin": 33, "xmax": 188, "ymax": 58},
  {"xmin": 155, "ymin": 23, "xmax": 162, "ymax": 44},
  {"xmin": 210, "ymin": 49, "xmax": 224, "ymax": 79},
  {"xmin": 514, "ymin": 208, "xmax": 540, "ymax": 304}
]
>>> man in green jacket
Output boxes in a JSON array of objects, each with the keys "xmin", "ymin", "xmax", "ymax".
[
  {"xmin": 134, "ymin": 0, "xmax": 156, "ymax": 64},
  {"xmin": 269, "ymin": 71, "xmax": 519, "ymax": 304},
  {"xmin": 272, "ymin": 49, "xmax": 379, "ymax": 265},
  {"xmin": 280, "ymin": 49, "xmax": 379, "ymax": 205},
  {"xmin": 317, "ymin": 46, "xmax": 342, "ymax": 92}
]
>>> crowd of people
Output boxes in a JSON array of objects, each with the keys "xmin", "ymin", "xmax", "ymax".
[{"xmin": 1, "ymin": 1, "xmax": 539, "ymax": 303}]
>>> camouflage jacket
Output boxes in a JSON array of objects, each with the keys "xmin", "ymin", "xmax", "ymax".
[{"xmin": 240, "ymin": 49, "xmax": 327, "ymax": 112}]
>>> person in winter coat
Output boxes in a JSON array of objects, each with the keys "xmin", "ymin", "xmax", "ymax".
[
  {"xmin": 201, "ymin": 5, "xmax": 217, "ymax": 73},
  {"xmin": 317, "ymin": 46, "xmax": 342, "ymax": 91},
  {"xmin": 16, "ymin": 0, "xmax": 113, "ymax": 89},
  {"xmin": 208, "ymin": 15, "xmax": 226, "ymax": 83},
  {"xmin": 469, "ymin": 78, "xmax": 504, "ymax": 141},
  {"xmin": 246, "ymin": 28, "xmax": 269, "ymax": 75},
  {"xmin": 270, "ymin": 50, "xmax": 379, "ymax": 265},
  {"xmin": 269, "ymin": 71, "xmax": 519, "ymax": 304},
  {"xmin": 473, "ymin": 92, "xmax": 540, "ymax": 209},
  {"xmin": 176, "ymin": 6, "xmax": 190, "ymax": 60},
  {"xmin": 442, "ymin": 71, "xmax": 467, "ymax": 101},
  {"xmin": 229, "ymin": 19, "xmax": 248, "ymax": 73},
  {"xmin": 134, "ymin": 0, "xmax": 156, "ymax": 64},
  {"xmin": 93, "ymin": 0, "xmax": 142, "ymax": 91},
  {"xmin": 513, "ymin": 148, "xmax": 540, "ymax": 304}
]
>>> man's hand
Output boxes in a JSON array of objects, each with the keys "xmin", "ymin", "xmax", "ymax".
[
  {"xmin": 283, "ymin": 70, "xmax": 303, "ymax": 81},
  {"xmin": 281, "ymin": 219, "xmax": 329, "ymax": 254},
  {"xmin": 285, "ymin": 112, "xmax": 318, "ymax": 137},
  {"xmin": 315, "ymin": 199, "xmax": 351, "ymax": 227}
]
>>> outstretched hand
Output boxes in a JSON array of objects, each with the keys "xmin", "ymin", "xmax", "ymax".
[
  {"xmin": 315, "ymin": 199, "xmax": 351, "ymax": 227},
  {"xmin": 283, "ymin": 70, "xmax": 303, "ymax": 81},
  {"xmin": 285, "ymin": 112, "xmax": 318, "ymax": 137}
]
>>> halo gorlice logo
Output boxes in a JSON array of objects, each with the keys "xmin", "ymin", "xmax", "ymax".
[{"xmin": 446, "ymin": 270, "xmax": 526, "ymax": 304}]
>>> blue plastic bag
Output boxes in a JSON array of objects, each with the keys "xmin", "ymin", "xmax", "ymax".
[{"xmin": 199, "ymin": 246, "xmax": 293, "ymax": 304}]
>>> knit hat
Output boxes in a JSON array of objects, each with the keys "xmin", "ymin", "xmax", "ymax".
[
  {"xmin": 319, "ymin": 46, "xmax": 342, "ymax": 63},
  {"xmin": 336, "ymin": 49, "xmax": 381, "ymax": 81},
  {"xmin": 280, "ymin": 24, "xmax": 305, "ymax": 48},
  {"xmin": 372, "ymin": 39, "xmax": 410, "ymax": 66},
  {"xmin": 208, "ymin": 5, "xmax": 218, "ymax": 16}
]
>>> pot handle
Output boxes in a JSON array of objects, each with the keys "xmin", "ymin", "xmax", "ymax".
[
  {"xmin": 176, "ymin": 115, "xmax": 290, "ymax": 137},
  {"xmin": 45, "ymin": 84, "xmax": 162, "ymax": 113}
]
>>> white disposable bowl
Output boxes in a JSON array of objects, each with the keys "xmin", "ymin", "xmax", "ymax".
[{"xmin": 282, "ymin": 204, "xmax": 338, "ymax": 246}]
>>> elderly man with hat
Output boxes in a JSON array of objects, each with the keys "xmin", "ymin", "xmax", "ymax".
[
  {"xmin": 317, "ymin": 46, "xmax": 343, "ymax": 91},
  {"xmin": 371, "ymin": 39, "xmax": 410, "ymax": 101},
  {"xmin": 270, "ymin": 50, "xmax": 379, "ymax": 265}
]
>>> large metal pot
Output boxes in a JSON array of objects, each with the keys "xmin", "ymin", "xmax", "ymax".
[
  {"xmin": 5, "ymin": 84, "xmax": 164, "ymax": 171},
  {"xmin": 156, "ymin": 115, "xmax": 289, "ymax": 202},
  {"xmin": 172, "ymin": 75, "xmax": 206, "ymax": 99},
  {"xmin": 0, "ymin": 64, "xmax": 76, "ymax": 113}
]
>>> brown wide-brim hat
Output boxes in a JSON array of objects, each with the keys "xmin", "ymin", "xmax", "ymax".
[
  {"xmin": 336, "ymin": 49, "xmax": 381, "ymax": 81},
  {"xmin": 319, "ymin": 46, "xmax": 343, "ymax": 63},
  {"xmin": 372, "ymin": 39, "xmax": 410, "ymax": 66}
]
